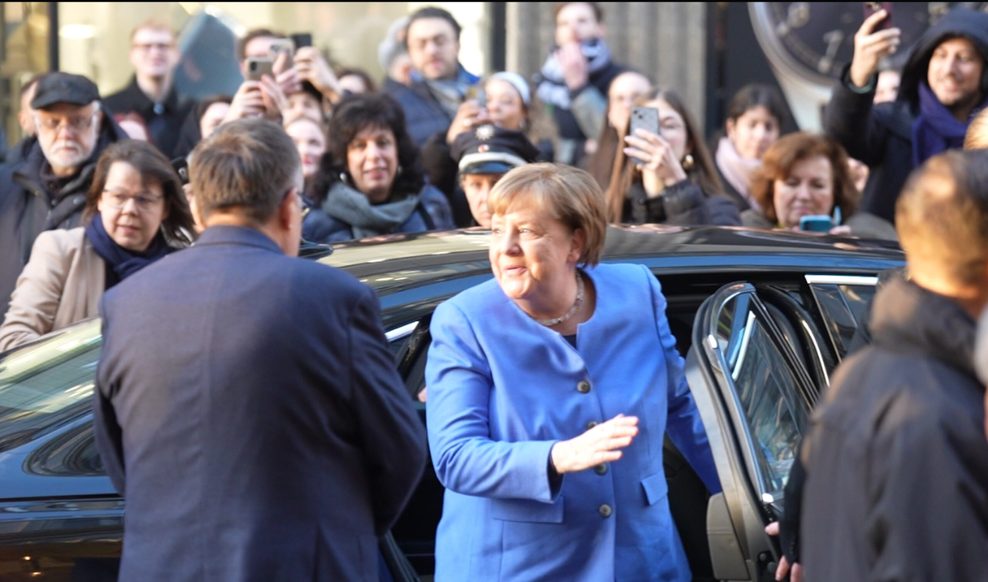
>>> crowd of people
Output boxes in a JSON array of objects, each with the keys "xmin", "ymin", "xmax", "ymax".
[{"xmin": 1, "ymin": 2, "xmax": 988, "ymax": 580}]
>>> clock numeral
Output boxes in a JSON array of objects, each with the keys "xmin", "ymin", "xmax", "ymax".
[
  {"xmin": 818, "ymin": 29, "xmax": 845, "ymax": 74},
  {"xmin": 776, "ymin": 2, "xmax": 811, "ymax": 36}
]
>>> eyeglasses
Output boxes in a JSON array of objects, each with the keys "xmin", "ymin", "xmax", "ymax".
[
  {"xmin": 133, "ymin": 42, "xmax": 174, "ymax": 52},
  {"xmin": 102, "ymin": 190, "xmax": 163, "ymax": 211},
  {"xmin": 35, "ymin": 112, "xmax": 99, "ymax": 133}
]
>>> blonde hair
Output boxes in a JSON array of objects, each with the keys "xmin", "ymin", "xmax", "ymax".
[{"xmin": 489, "ymin": 163, "xmax": 608, "ymax": 266}]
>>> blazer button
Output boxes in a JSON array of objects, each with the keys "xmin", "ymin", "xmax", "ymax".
[
  {"xmin": 576, "ymin": 380, "xmax": 591, "ymax": 394},
  {"xmin": 598, "ymin": 504, "xmax": 612, "ymax": 518},
  {"xmin": 586, "ymin": 420, "xmax": 599, "ymax": 430},
  {"xmin": 594, "ymin": 463, "xmax": 608, "ymax": 475}
]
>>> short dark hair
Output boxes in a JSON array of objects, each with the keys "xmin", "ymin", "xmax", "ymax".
[
  {"xmin": 315, "ymin": 93, "xmax": 425, "ymax": 201},
  {"xmin": 84, "ymin": 140, "xmax": 195, "ymax": 245},
  {"xmin": 190, "ymin": 119, "xmax": 300, "ymax": 225},
  {"xmin": 897, "ymin": 149, "xmax": 988, "ymax": 287},
  {"xmin": 195, "ymin": 94, "xmax": 233, "ymax": 125},
  {"xmin": 724, "ymin": 83, "xmax": 788, "ymax": 128},
  {"xmin": 237, "ymin": 28, "xmax": 285, "ymax": 62},
  {"xmin": 553, "ymin": 2, "xmax": 604, "ymax": 23},
  {"xmin": 337, "ymin": 67, "xmax": 377, "ymax": 94},
  {"xmin": 750, "ymin": 132, "xmax": 858, "ymax": 227},
  {"xmin": 405, "ymin": 6, "xmax": 461, "ymax": 46}
]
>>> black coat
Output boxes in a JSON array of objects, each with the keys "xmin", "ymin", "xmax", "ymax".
[
  {"xmin": 93, "ymin": 226, "xmax": 427, "ymax": 580},
  {"xmin": 801, "ymin": 279, "xmax": 988, "ymax": 581},
  {"xmin": 624, "ymin": 180, "xmax": 741, "ymax": 227},
  {"xmin": 103, "ymin": 76, "xmax": 197, "ymax": 159}
]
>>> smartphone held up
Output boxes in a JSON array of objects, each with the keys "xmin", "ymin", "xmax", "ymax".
[
  {"xmin": 629, "ymin": 106, "xmax": 660, "ymax": 167},
  {"xmin": 863, "ymin": 2, "xmax": 893, "ymax": 31}
]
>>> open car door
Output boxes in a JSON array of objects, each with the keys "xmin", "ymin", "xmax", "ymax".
[{"xmin": 685, "ymin": 282, "xmax": 817, "ymax": 582}]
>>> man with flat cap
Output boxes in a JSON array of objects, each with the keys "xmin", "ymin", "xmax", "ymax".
[
  {"xmin": 450, "ymin": 124, "xmax": 539, "ymax": 227},
  {"xmin": 0, "ymin": 72, "xmax": 125, "ymax": 320}
]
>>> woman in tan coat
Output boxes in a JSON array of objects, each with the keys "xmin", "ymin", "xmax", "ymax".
[{"xmin": 0, "ymin": 140, "xmax": 194, "ymax": 351}]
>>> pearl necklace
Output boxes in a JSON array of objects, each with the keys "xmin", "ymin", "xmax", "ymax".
[{"xmin": 537, "ymin": 273, "xmax": 585, "ymax": 327}]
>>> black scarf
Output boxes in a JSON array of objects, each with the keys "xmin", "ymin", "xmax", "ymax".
[{"xmin": 84, "ymin": 213, "xmax": 173, "ymax": 284}]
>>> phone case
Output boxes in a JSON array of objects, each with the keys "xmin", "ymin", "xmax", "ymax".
[
  {"xmin": 246, "ymin": 58, "xmax": 274, "ymax": 82},
  {"xmin": 630, "ymin": 107, "xmax": 660, "ymax": 137},
  {"xmin": 863, "ymin": 2, "xmax": 892, "ymax": 30}
]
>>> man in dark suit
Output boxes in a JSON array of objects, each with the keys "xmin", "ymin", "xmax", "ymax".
[{"xmin": 93, "ymin": 118, "xmax": 427, "ymax": 581}]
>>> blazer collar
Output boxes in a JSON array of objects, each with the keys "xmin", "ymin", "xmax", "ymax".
[{"xmin": 197, "ymin": 225, "xmax": 283, "ymax": 254}]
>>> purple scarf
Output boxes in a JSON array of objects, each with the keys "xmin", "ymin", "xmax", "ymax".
[{"xmin": 912, "ymin": 83, "xmax": 985, "ymax": 166}]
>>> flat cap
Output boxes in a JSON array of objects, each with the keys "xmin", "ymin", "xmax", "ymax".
[{"xmin": 31, "ymin": 72, "xmax": 101, "ymax": 110}]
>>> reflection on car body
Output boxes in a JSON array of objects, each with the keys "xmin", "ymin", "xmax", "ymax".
[{"xmin": 0, "ymin": 225, "xmax": 903, "ymax": 581}]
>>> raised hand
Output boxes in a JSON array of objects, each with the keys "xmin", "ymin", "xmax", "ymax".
[
  {"xmin": 849, "ymin": 8, "xmax": 901, "ymax": 89},
  {"xmin": 623, "ymin": 128, "xmax": 688, "ymax": 196}
]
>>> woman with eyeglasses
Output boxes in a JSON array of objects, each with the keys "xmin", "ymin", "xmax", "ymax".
[{"xmin": 0, "ymin": 140, "xmax": 194, "ymax": 351}]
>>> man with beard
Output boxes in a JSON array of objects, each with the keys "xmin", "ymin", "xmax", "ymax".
[
  {"xmin": 824, "ymin": 6, "xmax": 988, "ymax": 224},
  {"xmin": 536, "ymin": 2, "xmax": 626, "ymax": 167},
  {"xmin": 0, "ymin": 72, "xmax": 125, "ymax": 319},
  {"xmin": 384, "ymin": 6, "xmax": 480, "ymax": 147}
]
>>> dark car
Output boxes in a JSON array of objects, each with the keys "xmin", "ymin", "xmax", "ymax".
[{"xmin": 0, "ymin": 226, "xmax": 903, "ymax": 581}]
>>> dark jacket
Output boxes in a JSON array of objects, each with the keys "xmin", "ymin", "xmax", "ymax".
[
  {"xmin": 0, "ymin": 120, "xmax": 125, "ymax": 317},
  {"xmin": 383, "ymin": 70, "xmax": 480, "ymax": 148},
  {"xmin": 624, "ymin": 181, "xmax": 741, "ymax": 227},
  {"xmin": 823, "ymin": 8, "xmax": 988, "ymax": 223},
  {"xmin": 103, "ymin": 76, "xmax": 197, "ymax": 159},
  {"xmin": 801, "ymin": 279, "xmax": 988, "ymax": 581},
  {"xmin": 93, "ymin": 226, "xmax": 428, "ymax": 581}
]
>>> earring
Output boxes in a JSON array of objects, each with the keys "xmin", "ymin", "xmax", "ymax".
[{"xmin": 681, "ymin": 154, "xmax": 694, "ymax": 171}]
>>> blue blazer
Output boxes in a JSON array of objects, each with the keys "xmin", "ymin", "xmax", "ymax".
[
  {"xmin": 93, "ymin": 226, "xmax": 427, "ymax": 581},
  {"xmin": 426, "ymin": 263, "xmax": 721, "ymax": 581}
]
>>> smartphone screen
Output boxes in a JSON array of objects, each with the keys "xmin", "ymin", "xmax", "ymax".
[
  {"xmin": 863, "ymin": 2, "xmax": 892, "ymax": 30},
  {"xmin": 246, "ymin": 57, "xmax": 274, "ymax": 82}
]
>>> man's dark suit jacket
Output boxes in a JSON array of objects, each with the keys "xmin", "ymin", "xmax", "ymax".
[{"xmin": 93, "ymin": 226, "xmax": 427, "ymax": 581}]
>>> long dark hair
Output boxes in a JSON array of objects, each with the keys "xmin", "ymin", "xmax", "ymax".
[
  {"xmin": 312, "ymin": 93, "xmax": 425, "ymax": 202},
  {"xmin": 604, "ymin": 88, "xmax": 723, "ymax": 223},
  {"xmin": 84, "ymin": 139, "xmax": 195, "ymax": 245}
]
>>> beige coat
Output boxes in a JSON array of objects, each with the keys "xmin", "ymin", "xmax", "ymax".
[{"xmin": 0, "ymin": 227, "xmax": 105, "ymax": 351}]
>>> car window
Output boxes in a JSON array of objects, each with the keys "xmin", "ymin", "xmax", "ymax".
[
  {"xmin": 708, "ymin": 288, "xmax": 810, "ymax": 496},
  {"xmin": 805, "ymin": 275, "xmax": 878, "ymax": 359},
  {"xmin": 0, "ymin": 319, "xmax": 101, "ymax": 454}
]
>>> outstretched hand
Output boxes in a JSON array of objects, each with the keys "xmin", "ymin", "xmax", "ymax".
[{"xmin": 550, "ymin": 414, "xmax": 639, "ymax": 474}]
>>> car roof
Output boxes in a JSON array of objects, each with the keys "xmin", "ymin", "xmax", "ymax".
[{"xmin": 321, "ymin": 225, "xmax": 904, "ymax": 295}]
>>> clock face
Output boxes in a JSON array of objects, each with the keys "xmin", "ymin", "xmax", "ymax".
[{"xmin": 750, "ymin": 2, "xmax": 988, "ymax": 87}]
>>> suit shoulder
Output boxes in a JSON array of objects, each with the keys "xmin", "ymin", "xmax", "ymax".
[{"xmin": 287, "ymin": 257, "xmax": 371, "ymax": 297}]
